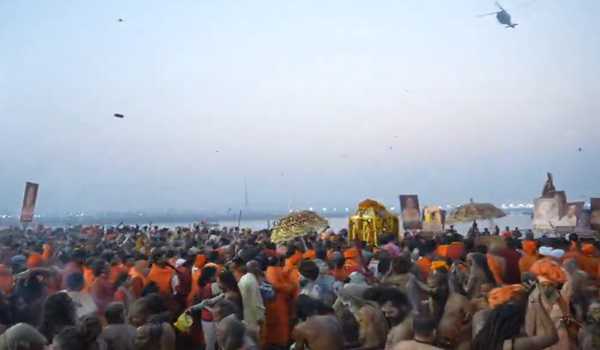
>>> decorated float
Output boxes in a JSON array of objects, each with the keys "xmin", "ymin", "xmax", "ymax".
[{"xmin": 349, "ymin": 199, "xmax": 399, "ymax": 246}]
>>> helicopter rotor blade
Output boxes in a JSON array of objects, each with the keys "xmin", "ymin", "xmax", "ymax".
[
  {"xmin": 495, "ymin": 2, "xmax": 506, "ymax": 11},
  {"xmin": 477, "ymin": 12, "xmax": 499, "ymax": 17}
]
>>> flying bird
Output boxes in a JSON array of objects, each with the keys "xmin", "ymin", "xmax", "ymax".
[
  {"xmin": 113, "ymin": 113, "xmax": 124, "ymax": 119},
  {"xmin": 117, "ymin": 18, "xmax": 124, "ymax": 22}
]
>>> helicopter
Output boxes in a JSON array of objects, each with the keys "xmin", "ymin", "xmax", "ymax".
[{"xmin": 478, "ymin": 2, "xmax": 518, "ymax": 28}]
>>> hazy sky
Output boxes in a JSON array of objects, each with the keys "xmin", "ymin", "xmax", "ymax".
[{"xmin": 1, "ymin": 0, "xmax": 599, "ymax": 214}]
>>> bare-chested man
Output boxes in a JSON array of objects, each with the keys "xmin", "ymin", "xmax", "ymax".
[
  {"xmin": 292, "ymin": 295, "xmax": 344, "ymax": 350},
  {"xmin": 216, "ymin": 315, "xmax": 258, "ymax": 350},
  {"xmin": 392, "ymin": 316, "xmax": 443, "ymax": 350},
  {"xmin": 437, "ymin": 266, "xmax": 473, "ymax": 350},
  {"xmin": 336, "ymin": 284, "xmax": 388, "ymax": 350},
  {"xmin": 363, "ymin": 286, "xmax": 414, "ymax": 350}
]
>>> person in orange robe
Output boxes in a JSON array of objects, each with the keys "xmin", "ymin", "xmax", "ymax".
[
  {"xmin": 145, "ymin": 254, "xmax": 175, "ymax": 296},
  {"xmin": 284, "ymin": 248, "xmax": 304, "ymax": 287},
  {"xmin": 128, "ymin": 260, "xmax": 148, "ymax": 298},
  {"xmin": 579, "ymin": 243, "xmax": 599, "ymax": 279},
  {"xmin": 519, "ymin": 240, "xmax": 540, "ymax": 278},
  {"xmin": 416, "ymin": 256, "xmax": 432, "ymax": 281},
  {"xmin": 487, "ymin": 244, "xmax": 506, "ymax": 285},
  {"xmin": 0, "ymin": 264, "xmax": 13, "ymax": 295},
  {"xmin": 265, "ymin": 258, "xmax": 297, "ymax": 348}
]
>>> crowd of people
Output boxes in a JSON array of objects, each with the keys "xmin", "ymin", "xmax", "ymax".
[{"xmin": 0, "ymin": 223, "xmax": 599, "ymax": 350}]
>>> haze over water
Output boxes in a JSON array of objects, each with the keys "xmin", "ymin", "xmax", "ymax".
[{"xmin": 2, "ymin": 1, "xmax": 599, "ymax": 215}]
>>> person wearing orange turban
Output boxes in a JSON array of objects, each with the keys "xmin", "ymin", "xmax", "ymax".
[
  {"xmin": 579, "ymin": 243, "xmax": 599, "ymax": 279},
  {"xmin": 529, "ymin": 258, "xmax": 566, "ymax": 284},
  {"xmin": 488, "ymin": 284, "xmax": 525, "ymax": 308},
  {"xmin": 526, "ymin": 259, "xmax": 573, "ymax": 349}
]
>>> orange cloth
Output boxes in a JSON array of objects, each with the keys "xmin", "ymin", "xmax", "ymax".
[
  {"xmin": 42, "ymin": 243, "xmax": 53, "ymax": 262},
  {"xmin": 0, "ymin": 264, "xmax": 13, "ymax": 295},
  {"xmin": 303, "ymin": 249, "xmax": 316, "ymax": 260},
  {"xmin": 416, "ymin": 257, "xmax": 432, "ymax": 281},
  {"xmin": 83, "ymin": 266, "xmax": 96, "ymax": 292},
  {"xmin": 529, "ymin": 258, "xmax": 566, "ymax": 284},
  {"xmin": 522, "ymin": 240, "xmax": 538, "ymax": 256},
  {"xmin": 146, "ymin": 265, "xmax": 174, "ymax": 296},
  {"xmin": 283, "ymin": 251, "xmax": 304, "ymax": 286},
  {"xmin": 285, "ymin": 251, "xmax": 303, "ymax": 270},
  {"xmin": 265, "ymin": 266, "xmax": 297, "ymax": 347},
  {"xmin": 343, "ymin": 247, "xmax": 360, "ymax": 260},
  {"xmin": 194, "ymin": 255, "xmax": 207, "ymax": 270},
  {"xmin": 436, "ymin": 245, "xmax": 449, "ymax": 258},
  {"xmin": 580, "ymin": 255, "xmax": 599, "ymax": 279},
  {"xmin": 431, "ymin": 260, "xmax": 449, "ymax": 272},
  {"xmin": 331, "ymin": 266, "xmax": 349, "ymax": 282},
  {"xmin": 519, "ymin": 240, "xmax": 540, "ymax": 275},
  {"xmin": 187, "ymin": 269, "xmax": 202, "ymax": 307},
  {"xmin": 487, "ymin": 254, "xmax": 505, "ymax": 285},
  {"xmin": 448, "ymin": 242, "xmax": 465, "ymax": 260},
  {"xmin": 26, "ymin": 252, "xmax": 43, "ymax": 268},
  {"xmin": 519, "ymin": 254, "xmax": 539, "ymax": 276},
  {"xmin": 343, "ymin": 247, "xmax": 362, "ymax": 274},
  {"xmin": 109, "ymin": 264, "xmax": 129, "ymax": 284},
  {"xmin": 129, "ymin": 264, "xmax": 147, "ymax": 298},
  {"xmin": 582, "ymin": 243, "xmax": 597, "ymax": 256},
  {"xmin": 488, "ymin": 284, "xmax": 525, "ymax": 308},
  {"xmin": 187, "ymin": 264, "xmax": 223, "ymax": 306}
]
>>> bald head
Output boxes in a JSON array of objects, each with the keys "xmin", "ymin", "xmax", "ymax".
[{"xmin": 246, "ymin": 260, "xmax": 261, "ymax": 275}]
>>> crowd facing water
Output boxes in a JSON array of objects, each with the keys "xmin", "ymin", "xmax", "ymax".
[{"xmin": 0, "ymin": 224, "xmax": 599, "ymax": 350}]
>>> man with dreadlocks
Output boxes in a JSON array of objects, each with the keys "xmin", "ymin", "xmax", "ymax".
[
  {"xmin": 336, "ymin": 283, "xmax": 388, "ymax": 350},
  {"xmin": 363, "ymin": 286, "xmax": 414, "ymax": 349}
]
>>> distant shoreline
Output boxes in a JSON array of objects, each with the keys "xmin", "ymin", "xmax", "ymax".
[{"xmin": 0, "ymin": 208, "xmax": 533, "ymax": 229}]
